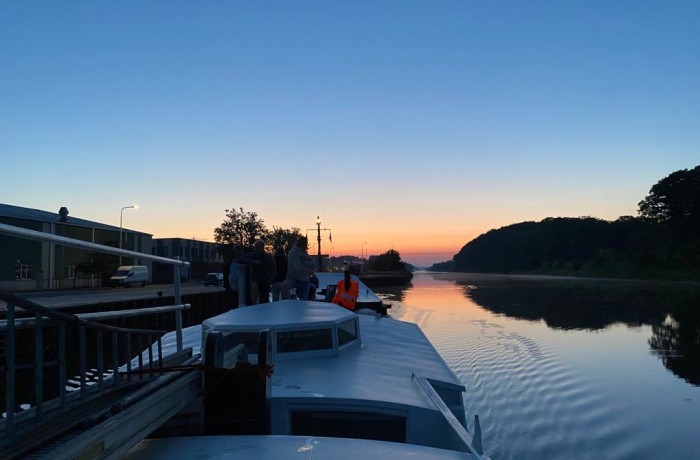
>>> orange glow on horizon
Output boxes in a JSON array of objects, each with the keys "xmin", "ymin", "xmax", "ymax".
[
  {"xmin": 124, "ymin": 206, "xmax": 511, "ymax": 265},
  {"xmin": 146, "ymin": 220, "xmax": 482, "ymax": 265}
]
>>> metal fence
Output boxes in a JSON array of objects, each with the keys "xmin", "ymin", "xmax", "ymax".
[{"xmin": 0, "ymin": 222, "xmax": 191, "ymax": 439}]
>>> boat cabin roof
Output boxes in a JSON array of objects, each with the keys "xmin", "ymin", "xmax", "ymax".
[
  {"xmin": 203, "ymin": 300, "xmax": 356, "ymax": 330},
  {"xmin": 201, "ymin": 300, "xmax": 464, "ymax": 414},
  {"xmin": 204, "ymin": 300, "xmax": 362, "ymax": 359}
]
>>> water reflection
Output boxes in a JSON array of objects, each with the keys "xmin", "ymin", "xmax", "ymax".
[
  {"xmin": 649, "ymin": 311, "xmax": 700, "ymax": 385},
  {"xmin": 387, "ymin": 273, "xmax": 700, "ymax": 386}
]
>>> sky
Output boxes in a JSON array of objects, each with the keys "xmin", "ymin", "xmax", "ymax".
[{"xmin": 1, "ymin": 1, "xmax": 698, "ymax": 266}]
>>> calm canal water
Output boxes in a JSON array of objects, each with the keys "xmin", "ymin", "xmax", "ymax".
[{"xmin": 375, "ymin": 272, "xmax": 700, "ymax": 460}]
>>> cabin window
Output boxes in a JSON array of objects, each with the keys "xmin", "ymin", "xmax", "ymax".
[
  {"xmin": 291, "ymin": 410, "xmax": 406, "ymax": 443},
  {"xmin": 337, "ymin": 319, "xmax": 358, "ymax": 347},
  {"xmin": 276, "ymin": 328, "xmax": 332, "ymax": 353},
  {"xmin": 225, "ymin": 331, "xmax": 261, "ymax": 355}
]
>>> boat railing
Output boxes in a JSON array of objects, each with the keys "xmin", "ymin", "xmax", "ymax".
[{"xmin": 412, "ymin": 372, "xmax": 489, "ymax": 459}]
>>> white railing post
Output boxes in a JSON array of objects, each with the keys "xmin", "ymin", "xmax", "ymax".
[{"xmin": 174, "ymin": 263, "xmax": 183, "ymax": 352}]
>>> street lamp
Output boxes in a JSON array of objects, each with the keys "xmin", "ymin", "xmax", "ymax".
[
  {"xmin": 307, "ymin": 216, "xmax": 331, "ymax": 273},
  {"xmin": 361, "ymin": 241, "xmax": 368, "ymax": 273},
  {"xmin": 119, "ymin": 205, "xmax": 138, "ymax": 264},
  {"xmin": 316, "ymin": 216, "xmax": 322, "ymax": 272}
]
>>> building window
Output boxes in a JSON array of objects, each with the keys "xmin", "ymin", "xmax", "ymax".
[
  {"xmin": 15, "ymin": 264, "xmax": 32, "ymax": 280},
  {"xmin": 66, "ymin": 265, "xmax": 76, "ymax": 279}
]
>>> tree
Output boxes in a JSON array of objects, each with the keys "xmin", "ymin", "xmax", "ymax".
[
  {"xmin": 76, "ymin": 250, "xmax": 119, "ymax": 284},
  {"xmin": 370, "ymin": 249, "xmax": 405, "ymax": 271},
  {"xmin": 638, "ymin": 165, "xmax": 700, "ymax": 234},
  {"xmin": 267, "ymin": 226, "xmax": 303, "ymax": 252},
  {"xmin": 214, "ymin": 207, "xmax": 268, "ymax": 249}
]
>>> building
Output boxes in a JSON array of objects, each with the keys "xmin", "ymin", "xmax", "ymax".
[
  {"xmin": 0, "ymin": 203, "xmax": 152, "ymax": 291},
  {"xmin": 151, "ymin": 238, "xmax": 224, "ymax": 282}
]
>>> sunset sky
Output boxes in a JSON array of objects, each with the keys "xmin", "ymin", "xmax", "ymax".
[{"xmin": 1, "ymin": 1, "xmax": 698, "ymax": 266}]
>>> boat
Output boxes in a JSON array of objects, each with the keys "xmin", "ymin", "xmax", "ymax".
[
  {"xmin": 118, "ymin": 277, "xmax": 489, "ymax": 458},
  {"xmin": 0, "ymin": 223, "xmax": 488, "ymax": 459}
]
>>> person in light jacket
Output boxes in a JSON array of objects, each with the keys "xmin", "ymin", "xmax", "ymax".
[{"xmin": 286, "ymin": 236, "xmax": 315, "ymax": 300}]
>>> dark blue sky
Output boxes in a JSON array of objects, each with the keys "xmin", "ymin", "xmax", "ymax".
[{"xmin": 1, "ymin": 1, "xmax": 698, "ymax": 265}]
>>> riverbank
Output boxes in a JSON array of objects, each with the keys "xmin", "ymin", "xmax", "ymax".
[
  {"xmin": 358, "ymin": 271, "xmax": 413, "ymax": 287},
  {"xmin": 430, "ymin": 267, "xmax": 700, "ymax": 284}
]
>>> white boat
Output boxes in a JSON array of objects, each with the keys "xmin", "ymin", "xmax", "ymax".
[{"xmin": 121, "ymin": 294, "xmax": 489, "ymax": 459}]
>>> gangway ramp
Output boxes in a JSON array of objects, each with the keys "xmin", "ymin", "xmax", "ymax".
[{"xmin": 17, "ymin": 357, "xmax": 202, "ymax": 460}]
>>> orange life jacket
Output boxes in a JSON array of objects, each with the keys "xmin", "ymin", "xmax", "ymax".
[{"xmin": 332, "ymin": 279, "xmax": 359, "ymax": 311}]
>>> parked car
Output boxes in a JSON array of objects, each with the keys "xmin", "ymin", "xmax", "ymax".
[{"xmin": 203, "ymin": 272, "xmax": 224, "ymax": 287}]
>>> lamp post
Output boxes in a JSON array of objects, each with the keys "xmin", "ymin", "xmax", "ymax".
[
  {"xmin": 361, "ymin": 241, "xmax": 368, "ymax": 273},
  {"xmin": 307, "ymin": 216, "xmax": 331, "ymax": 273},
  {"xmin": 316, "ymin": 216, "xmax": 322, "ymax": 272},
  {"xmin": 119, "ymin": 205, "xmax": 138, "ymax": 265}
]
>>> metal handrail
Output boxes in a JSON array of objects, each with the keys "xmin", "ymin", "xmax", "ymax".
[
  {"xmin": 0, "ymin": 222, "xmax": 190, "ymax": 267},
  {"xmin": 0, "ymin": 222, "xmax": 196, "ymax": 441},
  {"xmin": 1, "ymin": 304, "xmax": 192, "ymax": 329},
  {"xmin": 0, "ymin": 221, "xmax": 190, "ymax": 349},
  {"xmin": 0, "ymin": 290, "xmax": 176, "ymax": 439}
]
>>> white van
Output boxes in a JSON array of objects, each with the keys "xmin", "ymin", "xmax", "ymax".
[{"xmin": 110, "ymin": 265, "xmax": 150, "ymax": 287}]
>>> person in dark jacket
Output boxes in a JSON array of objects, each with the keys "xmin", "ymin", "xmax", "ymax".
[
  {"xmin": 271, "ymin": 246, "xmax": 288, "ymax": 301},
  {"xmin": 308, "ymin": 273, "xmax": 319, "ymax": 300},
  {"xmin": 244, "ymin": 240, "xmax": 276, "ymax": 304}
]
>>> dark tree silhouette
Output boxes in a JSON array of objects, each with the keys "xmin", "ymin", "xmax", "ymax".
[
  {"xmin": 638, "ymin": 165, "xmax": 700, "ymax": 231},
  {"xmin": 370, "ymin": 249, "xmax": 405, "ymax": 271},
  {"xmin": 436, "ymin": 165, "xmax": 700, "ymax": 280},
  {"xmin": 268, "ymin": 226, "xmax": 303, "ymax": 252},
  {"xmin": 214, "ymin": 207, "xmax": 268, "ymax": 249}
]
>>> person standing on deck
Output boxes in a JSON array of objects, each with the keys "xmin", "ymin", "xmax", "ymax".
[
  {"xmin": 271, "ymin": 246, "xmax": 288, "ymax": 301},
  {"xmin": 286, "ymin": 236, "xmax": 315, "ymax": 300},
  {"xmin": 308, "ymin": 273, "xmax": 320, "ymax": 300},
  {"xmin": 224, "ymin": 245, "xmax": 244, "ymax": 309},
  {"xmin": 331, "ymin": 269, "xmax": 359, "ymax": 311},
  {"xmin": 244, "ymin": 240, "xmax": 276, "ymax": 304}
]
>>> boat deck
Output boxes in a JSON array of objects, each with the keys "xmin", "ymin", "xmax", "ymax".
[
  {"xmin": 151, "ymin": 301, "xmax": 463, "ymax": 414},
  {"xmin": 124, "ymin": 435, "xmax": 474, "ymax": 459}
]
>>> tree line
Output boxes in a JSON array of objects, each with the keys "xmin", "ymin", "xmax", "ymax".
[
  {"xmin": 430, "ymin": 165, "xmax": 700, "ymax": 281},
  {"xmin": 214, "ymin": 208, "xmax": 411, "ymax": 271},
  {"xmin": 214, "ymin": 207, "xmax": 304, "ymax": 258}
]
